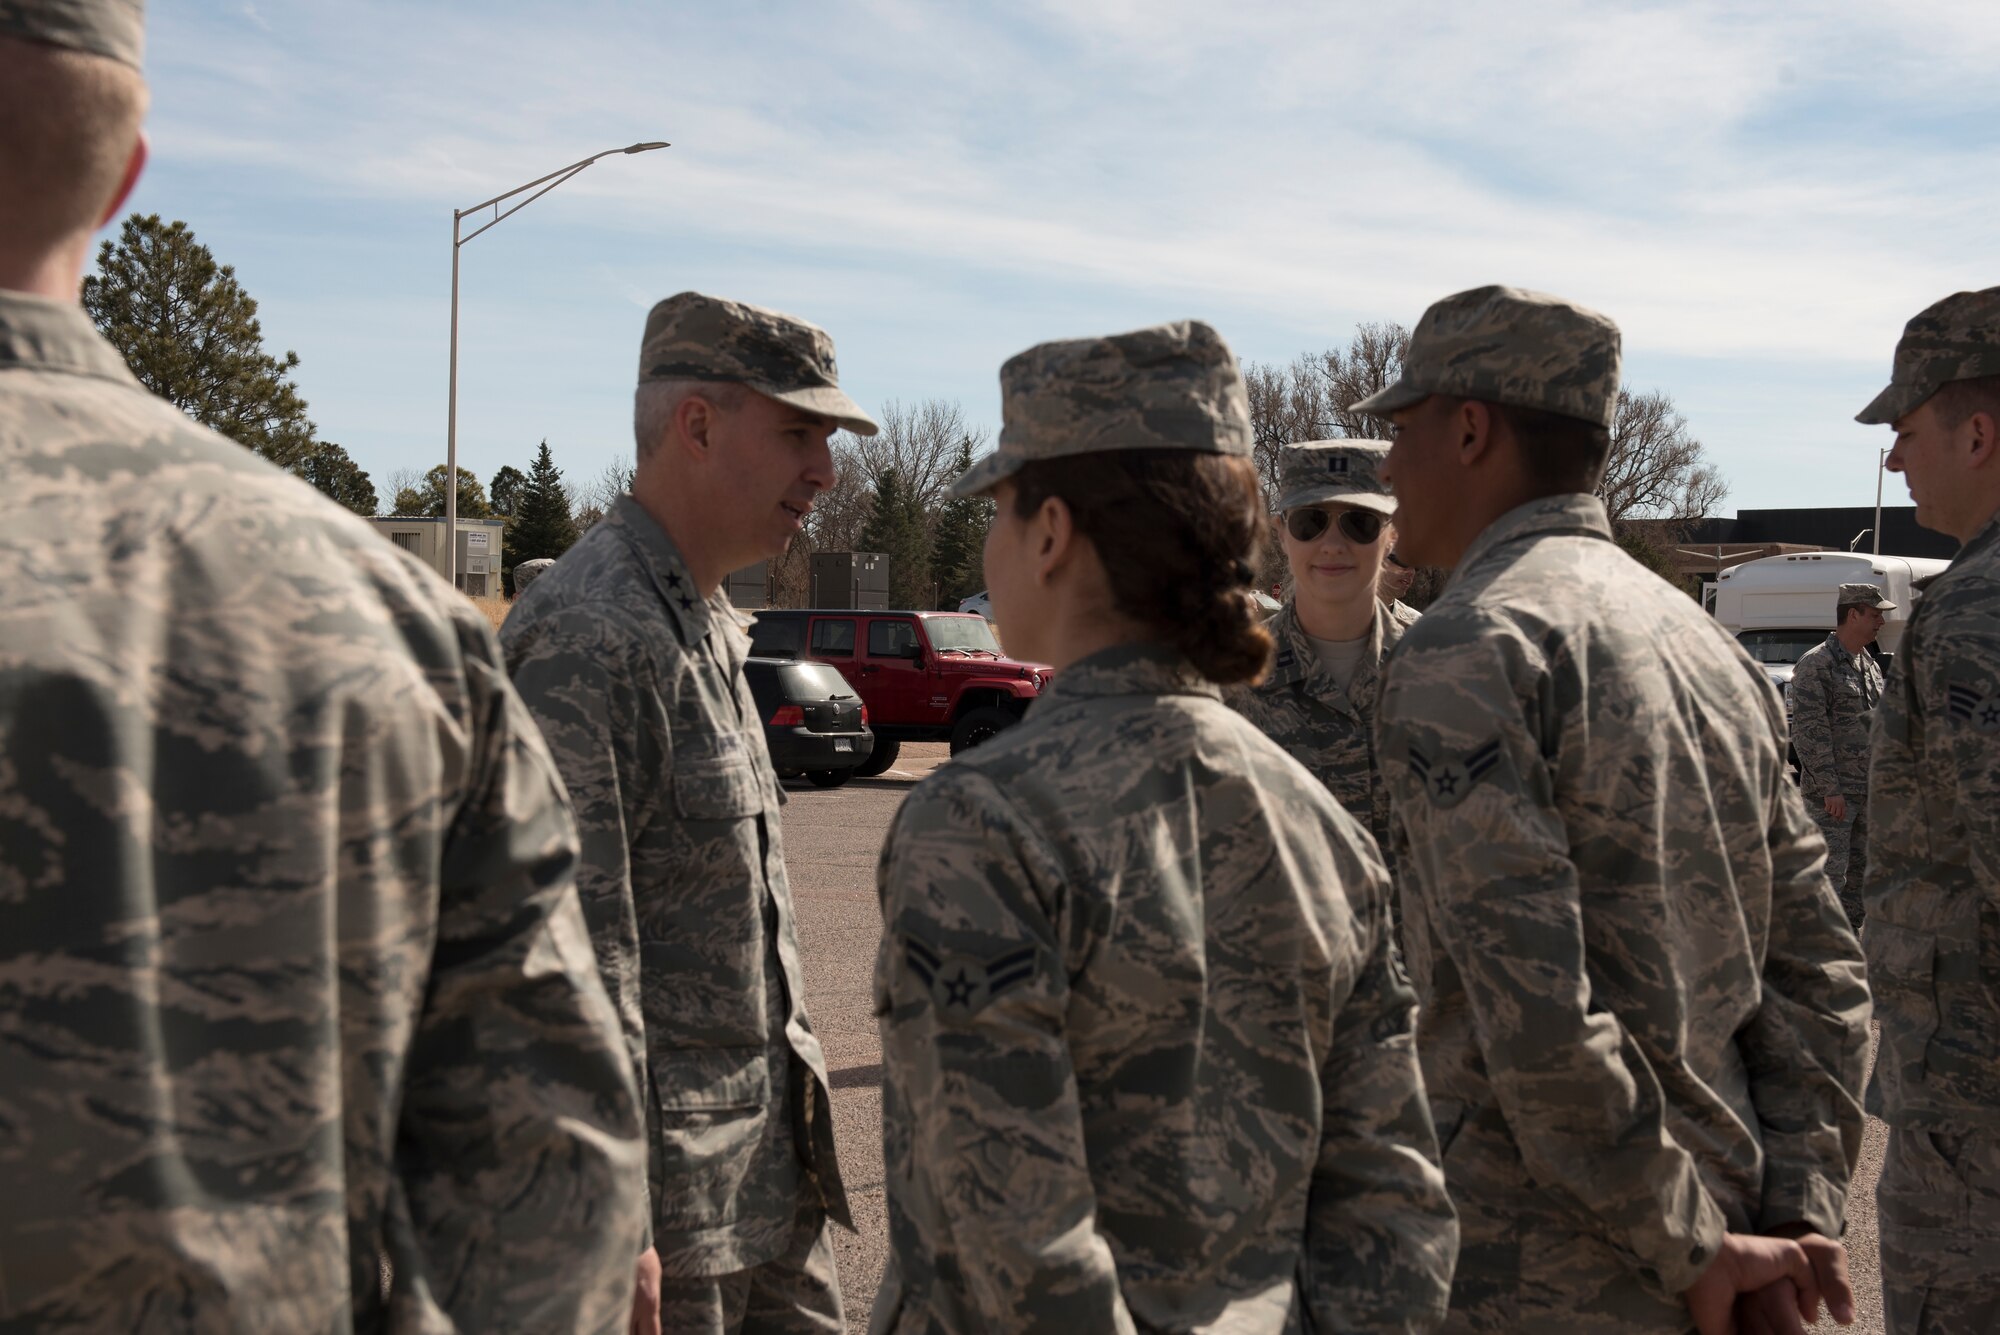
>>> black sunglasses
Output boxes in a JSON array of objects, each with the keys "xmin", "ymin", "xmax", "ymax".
[
  {"xmin": 1386, "ymin": 551, "xmax": 1411, "ymax": 570},
  {"xmin": 1285, "ymin": 506, "xmax": 1386, "ymax": 546}
]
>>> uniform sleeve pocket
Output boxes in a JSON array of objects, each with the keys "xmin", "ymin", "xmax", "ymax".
[
  {"xmin": 671, "ymin": 732, "xmax": 763, "ymax": 820},
  {"xmin": 1867, "ymin": 921, "xmax": 1940, "ymax": 1080},
  {"xmin": 650, "ymin": 1045, "xmax": 771, "ymax": 1111}
]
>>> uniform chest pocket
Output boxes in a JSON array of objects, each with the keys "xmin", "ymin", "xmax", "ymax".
[{"xmin": 672, "ymin": 731, "xmax": 764, "ymax": 820}]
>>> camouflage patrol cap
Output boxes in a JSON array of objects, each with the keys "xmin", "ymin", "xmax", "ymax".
[
  {"xmin": 1275, "ymin": 440, "xmax": 1395, "ymax": 516},
  {"xmin": 1855, "ymin": 287, "xmax": 2000, "ymax": 425},
  {"xmin": 638, "ymin": 291, "xmax": 879, "ymax": 436},
  {"xmin": 1349, "ymin": 285, "xmax": 1622, "ymax": 429},
  {"xmin": 0, "ymin": 0, "xmax": 144, "ymax": 67},
  {"xmin": 946, "ymin": 320, "xmax": 1250, "ymax": 499},
  {"xmin": 1836, "ymin": 582, "xmax": 1896, "ymax": 611}
]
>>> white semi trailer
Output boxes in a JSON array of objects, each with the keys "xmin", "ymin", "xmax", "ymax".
[{"xmin": 1710, "ymin": 551, "xmax": 1950, "ymax": 702}]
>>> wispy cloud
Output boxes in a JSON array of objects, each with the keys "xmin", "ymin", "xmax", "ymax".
[{"xmin": 125, "ymin": 1, "xmax": 1998, "ymax": 513}]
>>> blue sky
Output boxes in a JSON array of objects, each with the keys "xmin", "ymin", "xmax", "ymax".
[{"xmin": 120, "ymin": 0, "xmax": 1999, "ymax": 513}]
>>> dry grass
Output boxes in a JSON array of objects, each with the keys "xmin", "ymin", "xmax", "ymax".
[{"xmin": 468, "ymin": 594, "xmax": 511, "ymax": 632}]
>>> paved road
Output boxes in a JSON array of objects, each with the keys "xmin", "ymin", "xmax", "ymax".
[
  {"xmin": 784, "ymin": 742, "xmax": 1888, "ymax": 1332},
  {"xmin": 786, "ymin": 743, "xmax": 954, "ymax": 1329}
]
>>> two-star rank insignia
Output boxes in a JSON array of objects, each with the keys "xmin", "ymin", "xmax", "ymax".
[
  {"xmin": 903, "ymin": 936, "xmax": 1040, "ymax": 1023},
  {"xmin": 1407, "ymin": 740, "xmax": 1502, "ymax": 808},
  {"xmin": 1947, "ymin": 679, "xmax": 2000, "ymax": 734}
]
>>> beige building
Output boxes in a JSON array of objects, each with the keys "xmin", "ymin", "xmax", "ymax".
[{"xmin": 367, "ymin": 517, "xmax": 506, "ymax": 597}]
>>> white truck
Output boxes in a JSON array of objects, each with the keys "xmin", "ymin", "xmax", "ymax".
[{"xmin": 1709, "ymin": 551, "xmax": 1950, "ymax": 702}]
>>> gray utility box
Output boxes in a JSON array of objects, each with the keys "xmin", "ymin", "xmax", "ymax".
[
  {"xmin": 724, "ymin": 560, "xmax": 769, "ymax": 609},
  {"xmin": 810, "ymin": 551, "xmax": 889, "ymax": 610},
  {"xmin": 367, "ymin": 517, "xmax": 506, "ymax": 598}
]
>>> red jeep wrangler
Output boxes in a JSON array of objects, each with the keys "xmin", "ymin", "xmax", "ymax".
[{"xmin": 746, "ymin": 610, "xmax": 1049, "ymax": 775}]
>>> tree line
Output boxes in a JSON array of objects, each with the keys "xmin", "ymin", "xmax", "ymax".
[{"xmin": 83, "ymin": 213, "xmax": 1729, "ymax": 607}]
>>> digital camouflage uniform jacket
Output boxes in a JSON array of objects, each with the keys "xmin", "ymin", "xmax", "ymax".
[
  {"xmin": 1789, "ymin": 632, "xmax": 1883, "ymax": 802},
  {"xmin": 1228, "ymin": 598, "xmax": 1407, "ymax": 863},
  {"xmin": 1377, "ymin": 495, "xmax": 1872, "ymax": 1332},
  {"xmin": 873, "ymin": 644, "xmax": 1458, "ymax": 1335},
  {"xmin": 503, "ymin": 496, "xmax": 848, "ymax": 1276},
  {"xmin": 1863, "ymin": 511, "xmax": 2000, "ymax": 1271},
  {"xmin": 0, "ymin": 293, "xmax": 646, "ymax": 1331}
]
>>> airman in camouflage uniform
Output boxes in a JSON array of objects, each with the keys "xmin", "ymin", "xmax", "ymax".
[
  {"xmin": 1788, "ymin": 581, "xmax": 1891, "ymax": 928},
  {"xmin": 1856, "ymin": 286, "xmax": 2000, "ymax": 1335},
  {"xmin": 504, "ymin": 292, "xmax": 871, "ymax": 1334},
  {"xmin": 874, "ymin": 322, "xmax": 1457, "ymax": 1334},
  {"xmin": 1364, "ymin": 286, "xmax": 1872, "ymax": 1333},
  {"xmin": 0, "ymin": 5, "xmax": 646, "ymax": 1328},
  {"xmin": 1230, "ymin": 442, "xmax": 1407, "ymax": 861}
]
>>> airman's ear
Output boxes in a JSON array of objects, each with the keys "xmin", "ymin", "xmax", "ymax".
[
  {"xmin": 99, "ymin": 132, "xmax": 147, "ymax": 228},
  {"xmin": 674, "ymin": 392, "xmax": 718, "ymax": 461},
  {"xmin": 1032, "ymin": 495, "xmax": 1075, "ymax": 586},
  {"xmin": 1964, "ymin": 409, "xmax": 1999, "ymax": 470},
  {"xmin": 1457, "ymin": 399, "xmax": 1498, "ymax": 466}
]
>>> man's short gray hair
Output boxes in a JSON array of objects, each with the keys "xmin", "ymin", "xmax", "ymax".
[{"xmin": 634, "ymin": 378, "xmax": 747, "ymax": 458}]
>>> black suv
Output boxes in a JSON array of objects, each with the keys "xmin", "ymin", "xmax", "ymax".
[{"xmin": 743, "ymin": 657, "xmax": 873, "ymax": 788}]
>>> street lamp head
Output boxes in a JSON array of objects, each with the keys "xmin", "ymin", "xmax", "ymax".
[{"xmin": 625, "ymin": 141, "xmax": 671, "ymax": 153}]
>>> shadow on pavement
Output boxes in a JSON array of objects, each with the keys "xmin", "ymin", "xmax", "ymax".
[{"xmin": 830, "ymin": 1062, "xmax": 883, "ymax": 1090}]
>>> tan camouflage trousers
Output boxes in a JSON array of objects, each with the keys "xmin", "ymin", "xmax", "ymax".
[
  {"xmin": 1878, "ymin": 1127, "xmax": 2000, "ymax": 1335},
  {"xmin": 659, "ymin": 1206, "xmax": 844, "ymax": 1334},
  {"xmin": 1807, "ymin": 795, "xmax": 1868, "ymax": 930}
]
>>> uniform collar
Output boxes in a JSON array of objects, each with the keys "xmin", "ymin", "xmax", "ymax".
[
  {"xmin": 605, "ymin": 494, "xmax": 746, "ymax": 647},
  {"xmin": 1263, "ymin": 599, "xmax": 1394, "ymax": 704},
  {"xmin": 1823, "ymin": 630, "xmax": 1851, "ymax": 659},
  {"xmin": 1959, "ymin": 507, "xmax": 2000, "ymax": 567},
  {"xmin": 1037, "ymin": 642, "xmax": 1219, "ymax": 704},
  {"xmin": 0, "ymin": 291, "xmax": 140, "ymax": 386},
  {"xmin": 1450, "ymin": 492, "xmax": 1613, "ymax": 589}
]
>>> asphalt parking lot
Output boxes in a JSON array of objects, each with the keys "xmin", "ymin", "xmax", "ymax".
[
  {"xmin": 782, "ymin": 743, "xmax": 1889, "ymax": 1331},
  {"xmin": 784, "ymin": 743, "xmax": 953, "ymax": 1327}
]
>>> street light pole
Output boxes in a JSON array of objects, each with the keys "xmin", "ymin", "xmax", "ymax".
[
  {"xmin": 445, "ymin": 140, "xmax": 669, "ymax": 589},
  {"xmin": 1873, "ymin": 445, "xmax": 1889, "ymax": 556}
]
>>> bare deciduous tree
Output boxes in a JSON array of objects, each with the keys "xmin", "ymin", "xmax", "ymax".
[
  {"xmin": 1244, "ymin": 322, "xmax": 1410, "ymax": 501},
  {"xmin": 1245, "ymin": 354, "xmax": 1331, "ymax": 498},
  {"xmin": 1599, "ymin": 388, "xmax": 1728, "ymax": 526},
  {"xmin": 846, "ymin": 399, "xmax": 982, "ymax": 515},
  {"xmin": 573, "ymin": 457, "xmax": 637, "ymax": 530},
  {"xmin": 1321, "ymin": 321, "xmax": 1408, "ymax": 442},
  {"xmin": 806, "ymin": 432, "xmax": 877, "ymax": 557}
]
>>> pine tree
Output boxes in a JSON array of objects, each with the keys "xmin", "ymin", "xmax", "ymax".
[
  {"xmin": 859, "ymin": 466, "xmax": 933, "ymax": 608},
  {"xmin": 489, "ymin": 465, "xmax": 529, "ymax": 518},
  {"xmin": 928, "ymin": 438, "xmax": 992, "ymax": 606},
  {"xmin": 294, "ymin": 442, "xmax": 377, "ymax": 516},
  {"xmin": 506, "ymin": 442, "xmax": 580, "ymax": 589},
  {"xmin": 82, "ymin": 214, "xmax": 318, "ymax": 469}
]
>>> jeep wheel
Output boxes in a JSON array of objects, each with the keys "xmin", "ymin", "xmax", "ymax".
[
  {"xmin": 855, "ymin": 739, "xmax": 901, "ymax": 777},
  {"xmin": 949, "ymin": 706, "xmax": 1018, "ymax": 756},
  {"xmin": 806, "ymin": 769, "xmax": 853, "ymax": 789}
]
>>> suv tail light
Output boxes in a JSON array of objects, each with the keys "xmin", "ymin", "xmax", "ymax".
[
  {"xmin": 768, "ymin": 705, "xmax": 805, "ymax": 727},
  {"xmin": 859, "ymin": 704, "xmax": 869, "ymax": 724}
]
